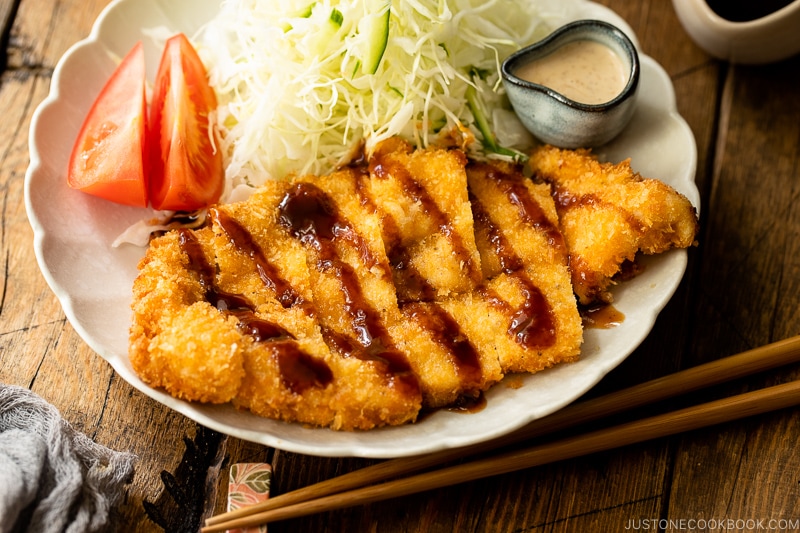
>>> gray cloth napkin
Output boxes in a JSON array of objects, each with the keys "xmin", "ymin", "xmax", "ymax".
[{"xmin": 0, "ymin": 385, "xmax": 136, "ymax": 533}]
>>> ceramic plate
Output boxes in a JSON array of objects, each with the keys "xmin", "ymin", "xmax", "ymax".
[{"xmin": 25, "ymin": 0, "xmax": 699, "ymax": 458}]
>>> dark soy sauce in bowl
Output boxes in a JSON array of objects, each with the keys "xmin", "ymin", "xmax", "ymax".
[{"xmin": 705, "ymin": 0, "xmax": 795, "ymax": 21}]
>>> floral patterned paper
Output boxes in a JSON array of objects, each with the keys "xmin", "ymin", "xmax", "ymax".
[{"xmin": 227, "ymin": 463, "xmax": 272, "ymax": 533}]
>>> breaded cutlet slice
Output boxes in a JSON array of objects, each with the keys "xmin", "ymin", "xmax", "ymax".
[
  {"xmin": 464, "ymin": 160, "xmax": 583, "ymax": 373},
  {"xmin": 358, "ymin": 139, "xmax": 504, "ymax": 405},
  {"xmin": 130, "ymin": 214, "xmax": 343, "ymax": 428},
  {"xmin": 530, "ymin": 145, "xmax": 699, "ymax": 305},
  {"xmin": 438, "ymin": 272, "xmax": 580, "ymax": 374},
  {"xmin": 207, "ymin": 186, "xmax": 340, "ymax": 428},
  {"xmin": 292, "ymin": 169, "xmax": 503, "ymax": 411},
  {"xmin": 211, "ymin": 179, "xmax": 420, "ymax": 430},
  {"xmin": 390, "ymin": 301, "xmax": 505, "ymax": 408},
  {"xmin": 365, "ymin": 137, "xmax": 483, "ymax": 302},
  {"xmin": 285, "ymin": 170, "xmax": 424, "ymax": 426},
  {"xmin": 130, "ymin": 228, "xmax": 246, "ymax": 404}
]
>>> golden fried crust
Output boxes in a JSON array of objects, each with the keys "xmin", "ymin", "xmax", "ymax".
[
  {"xmin": 360, "ymin": 141, "xmax": 512, "ymax": 406},
  {"xmin": 129, "ymin": 139, "xmax": 697, "ymax": 431},
  {"xmin": 529, "ymin": 145, "xmax": 699, "ymax": 304},
  {"xmin": 212, "ymin": 183, "xmax": 316, "ymax": 314},
  {"xmin": 293, "ymin": 168, "xmax": 496, "ymax": 414},
  {"xmin": 207, "ymin": 192, "xmax": 343, "ymax": 426},
  {"xmin": 290, "ymin": 170, "xmax": 424, "ymax": 428},
  {"xmin": 440, "ymin": 273, "xmax": 581, "ymax": 375},
  {"xmin": 392, "ymin": 301, "xmax": 505, "ymax": 408},
  {"xmin": 366, "ymin": 137, "xmax": 483, "ymax": 301},
  {"xmin": 145, "ymin": 304, "xmax": 245, "ymax": 404},
  {"xmin": 129, "ymin": 152, "xmax": 582, "ymax": 428},
  {"xmin": 214, "ymin": 174, "xmax": 422, "ymax": 430},
  {"xmin": 130, "ymin": 229, "xmax": 245, "ymax": 404},
  {"xmin": 466, "ymin": 161, "xmax": 582, "ymax": 372},
  {"xmin": 233, "ymin": 335, "xmax": 338, "ymax": 428},
  {"xmin": 130, "ymin": 176, "xmax": 423, "ymax": 430}
]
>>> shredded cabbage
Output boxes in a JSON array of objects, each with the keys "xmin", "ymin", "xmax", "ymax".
[{"xmin": 194, "ymin": 0, "xmax": 578, "ymax": 193}]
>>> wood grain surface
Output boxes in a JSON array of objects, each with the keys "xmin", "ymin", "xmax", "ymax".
[{"xmin": 1, "ymin": 0, "xmax": 798, "ymax": 531}]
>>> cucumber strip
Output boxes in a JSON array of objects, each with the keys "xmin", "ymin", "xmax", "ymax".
[
  {"xmin": 359, "ymin": 0, "xmax": 391, "ymax": 74},
  {"xmin": 281, "ymin": 2, "xmax": 317, "ymax": 32},
  {"xmin": 307, "ymin": 7, "xmax": 345, "ymax": 58},
  {"xmin": 330, "ymin": 7, "xmax": 344, "ymax": 27},
  {"xmin": 466, "ymin": 84, "xmax": 526, "ymax": 160}
]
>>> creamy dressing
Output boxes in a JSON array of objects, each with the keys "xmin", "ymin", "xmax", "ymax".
[{"xmin": 514, "ymin": 40, "xmax": 628, "ymax": 105}]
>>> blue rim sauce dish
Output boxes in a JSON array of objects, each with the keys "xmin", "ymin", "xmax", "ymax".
[{"xmin": 501, "ymin": 19, "xmax": 640, "ymax": 149}]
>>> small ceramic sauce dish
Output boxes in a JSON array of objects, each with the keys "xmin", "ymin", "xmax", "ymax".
[
  {"xmin": 501, "ymin": 19, "xmax": 640, "ymax": 148},
  {"xmin": 671, "ymin": 0, "xmax": 800, "ymax": 64}
]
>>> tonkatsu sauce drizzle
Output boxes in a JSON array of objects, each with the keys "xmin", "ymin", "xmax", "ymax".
[
  {"xmin": 481, "ymin": 163, "xmax": 566, "ymax": 259},
  {"xmin": 580, "ymin": 302, "xmax": 624, "ymax": 329},
  {"xmin": 177, "ymin": 229, "xmax": 332, "ymax": 393},
  {"xmin": 404, "ymin": 302, "xmax": 483, "ymax": 388},
  {"xmin": 354, "ymin": 174, "xmax": 430, "ymax": 301},
  {"xmin": 274, "ymin": 342, "xmax": 334, "ymax": 392},
  {"xmin": 371, "ymin": 150, "xmax": 483, "ymax": 296},
  {"xmin": 279, "ymin": 182, "xmax": 420, "ymax": 396},
  {"xmin": 469, "ymin": 165, "xmax": 559, "ymax": 349},
  {"xmin": 210, "ymin": 208, "xmax": 303, "ymax": 309}
]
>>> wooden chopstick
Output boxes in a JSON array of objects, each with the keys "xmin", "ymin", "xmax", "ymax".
[
  {"xmin": 205, "ymin": 379, "xmax": 800, "ymax": 530},
  {"xmin": 203, "ymin": 335, "xmax": 800, "ymax": 532}
]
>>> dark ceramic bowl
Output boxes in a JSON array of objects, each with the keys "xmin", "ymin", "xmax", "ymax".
[{"xmin": 501, "ymin": 19, "xmax": 640, "ymax": 148}]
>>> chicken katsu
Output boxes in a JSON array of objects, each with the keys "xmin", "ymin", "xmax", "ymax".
[{"xmin": 129, "ymin": 139, "xmax": 699, "ymax": 430}]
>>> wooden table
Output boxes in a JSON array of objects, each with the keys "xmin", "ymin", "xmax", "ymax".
[{"xmin": 3, "ymin": 0, "xmax": 799, "ymax": 531}]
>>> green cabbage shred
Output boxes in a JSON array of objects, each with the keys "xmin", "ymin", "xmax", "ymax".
[{"xmin": 195, "ymin": 0, "xmax": 575, "ymax": 193}]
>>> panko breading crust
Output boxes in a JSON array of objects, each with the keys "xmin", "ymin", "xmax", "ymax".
[
  {"xmin": 129, "ymin": 139, "xmax": 698, "ymax": 430},
  {"xmin": 530, "ymin": 145, "xmax": 699, "ymax": 305}
]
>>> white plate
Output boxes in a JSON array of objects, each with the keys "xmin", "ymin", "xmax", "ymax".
[{"xmin": 25, "ymin": 0, "xmax": 699, "ymax": 458}]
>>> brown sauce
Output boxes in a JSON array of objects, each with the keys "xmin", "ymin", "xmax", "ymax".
[
  {"xmin": 447, "ymin": 393, "xmax": 487, "ymax": 414},
  {"xmin": 470, "ymin": 191, "xmax": 524, "ymax": 274},
  {"xmin": 278, "ymin": 182, "xmax": 421, "ymax": 397},
  {"xmin": 468, "ymin": 165, "xmax": 559, "ymax": 350},
  {"xmin": 480, "ymin": 163, "xmax": 566, "ymax": 259},
  {"xmin": 404, "ymin": 302, "xmax": 483, "ymax": 388},
  {"xmin": 415, "ymin": 392, "xmax": 487, "ymax": 421},
  {"xmin": 705, "ymin": 0, "xmax": 794, "ymax": 21},
  {"xmin": 177, "ymin": 229, "xmax": 333, "ymax": 394},
  {"xmin": 228, "ymin": 310, "xmax": 294, "ymax": 342},
  {"xmin": 476, "ymin": 273, "xmax": 557, "ymax": 349},
  {"xmin": 210, "ymin": 208, "xmax": 303, "ymax": 309},
  {"xmin": 566, "ymin": 255, "xmax": 603, "ymax": 303},
  {"xmin": 477, "ymin": 275, "xmax": 556, "ymax": 351},
  {"xmin": 274, "ymin": 341, "xmax": 334, "ymax": 392},
  {"xmin": 178, "ymin": 229, "xmax": 252, "ymax": 312},
  {"xmin": 370, "ymin": 152, "xmax": 483, "ymax": 296},
  {"xmin": 508, "ymin": 276, "xmax": 557, "ymax": 347},
  {"xmin": 580, "ymin": 302, "xmax": 625, "ymax": 329}
]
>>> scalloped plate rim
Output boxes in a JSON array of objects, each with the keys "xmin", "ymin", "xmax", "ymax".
[{"xmin": 24, "ymin": 0, "xmax": 699, "ymax": 458}]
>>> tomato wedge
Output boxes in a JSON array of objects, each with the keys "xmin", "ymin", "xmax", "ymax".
[
  {"xmin": 148, "ymin": 33, "xmax": 224, "ymax": 211},
  {"xmin": 67, "ymin": 42, "xmax": 148, "ymax": 207}
]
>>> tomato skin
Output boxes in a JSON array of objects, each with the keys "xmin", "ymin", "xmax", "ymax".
[
  {"xmin": 148, "ymin": 33, "xmax": 224, "ymax": 211},
  {"xmin": 67, "ymin": 42, "xmax": 148, "ymax": 207}
]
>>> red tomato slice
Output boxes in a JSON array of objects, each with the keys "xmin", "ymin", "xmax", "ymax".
[
  {"xmin": 148, "ymin": 33, "xmax": 224, "ymax": 211},
  {"xmin": 67, "ymin": 42, "xmax": 148, "ymax": 207}
]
